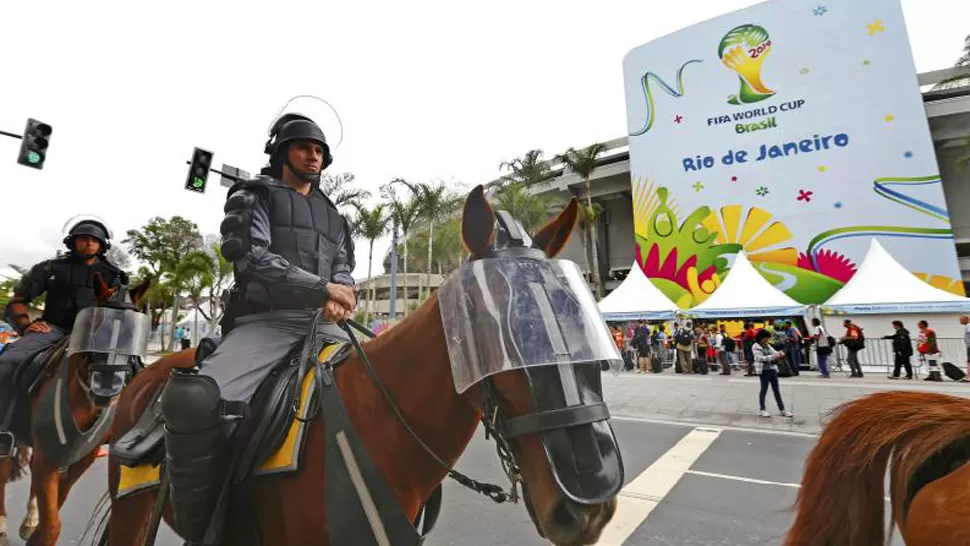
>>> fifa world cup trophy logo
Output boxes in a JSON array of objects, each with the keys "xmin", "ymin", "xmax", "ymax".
[{"xmin": 719, "ymin": 24, "xmax": 775, "ymax": 105}]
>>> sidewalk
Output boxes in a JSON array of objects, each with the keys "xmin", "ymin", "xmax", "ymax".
[{"xmin": 601, "ymin": 370, "xmax": 970, "ymax": 435}]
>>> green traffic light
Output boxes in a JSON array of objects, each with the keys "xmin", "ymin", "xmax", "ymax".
[
  {"xmin": 27, "ymin": 152, "xmax": 41, "ymax": 164},
  {"xmin": 192, "ymin": 177, "xmax": 204, "ymax": 188}
]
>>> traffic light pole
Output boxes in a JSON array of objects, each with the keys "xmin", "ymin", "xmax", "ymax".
[
  {"xmin": 183, "ymin": 160, "xmax": 244, "ymax": 184},
  {"xmin": 0, "ymin": 130, "xmax": 23, "ymax": 140}
]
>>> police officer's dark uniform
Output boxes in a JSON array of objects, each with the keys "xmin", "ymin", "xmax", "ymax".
[
  {"xmin": 159, "ymin": 115, "xmax": 357, "ymax": 543},
  {"xmin": 0, "ymin": 220, "xmax": 127, "ymax": 430}
]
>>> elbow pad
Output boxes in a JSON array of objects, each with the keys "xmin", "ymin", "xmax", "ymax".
[{"xmin": 220, "ymin": 188, "xmax": 258, "ymax": 262}]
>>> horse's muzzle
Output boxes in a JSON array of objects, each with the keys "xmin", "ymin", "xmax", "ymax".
[{"xmin": 88, "ymin": 366, "xmax": 129, "ymax": 406}]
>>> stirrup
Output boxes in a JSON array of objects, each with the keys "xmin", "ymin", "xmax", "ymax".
[{"xmin": 0, "ymin": 431, "xmax": 17, "ymax": 459}]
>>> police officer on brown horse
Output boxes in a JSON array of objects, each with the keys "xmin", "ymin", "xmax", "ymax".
[
  {"xmin": 0, "ymin": 218, "xmax": 128, "ymax": 452},
  {"xmin": 159, "ymin": 113, "xmax": 358, "ymax": 544}
]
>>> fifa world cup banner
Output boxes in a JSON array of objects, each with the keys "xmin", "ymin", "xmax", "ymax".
[{"xmin": 622, "ymin": 0, "xmax": 965, "ymax": 308}]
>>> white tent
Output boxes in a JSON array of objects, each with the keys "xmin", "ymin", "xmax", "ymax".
[
  {"xmin": 822, "ymin": 239, "xmax": 970, "ymax": 314},
  {"xmin": 687, "ymin": 251, "xmax": 807, "ymax": 318},
  {"xmin": 598, "ymin": 263, "xmax": 680, "ymax": 321}
]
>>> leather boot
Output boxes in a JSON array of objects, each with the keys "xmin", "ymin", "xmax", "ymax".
[{"xmin": 160, "ymin": 369, "xmax": 238, "ymax": 543}]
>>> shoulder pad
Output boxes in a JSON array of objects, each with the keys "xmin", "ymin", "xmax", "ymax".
[{"xmin": 226, "ymin": 176, "xmax": 278, "ymax": 199}]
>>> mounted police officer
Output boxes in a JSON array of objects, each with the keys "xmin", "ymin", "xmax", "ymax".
[
  {"xmin": 0, "ymin": 218, "xmax": 128, "ymax": 444},
  {"xmin": 159, "ymin": 113, "xmax": 358, "ymax": 544}
]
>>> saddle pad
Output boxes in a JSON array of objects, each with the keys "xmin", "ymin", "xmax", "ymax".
[{"xmin": 115, "ymin": 343, "xmax": 344, "ymax": 500}]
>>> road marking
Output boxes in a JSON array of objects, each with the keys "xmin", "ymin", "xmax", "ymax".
[
  {"xmin": 684, "ymin": 469, "xmax": 890, "ymax": 502},
  {"xmin": 611, "ymin": 414, "xmax": 819, "ymax": 438},
  {"xmin": 594, "ymin": 427, "xmax": 720, "ymax": 545},
  {"xmin": 685, "ymin": 469, "xmax": 800, "ymax": 489}
]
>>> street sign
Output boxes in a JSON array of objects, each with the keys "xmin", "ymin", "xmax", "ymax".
[{"xmin": 220, "ymin": 164, "xmax": 251, "ymax": 187}]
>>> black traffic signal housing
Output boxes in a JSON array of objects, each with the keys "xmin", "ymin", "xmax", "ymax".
[
  {"xmin": 17, "ymin": 118, "xmax": 52, "ymax": 170},
  {"xmin": 185, "ymin": 147, "xmax": 214, "ymax": 193}
]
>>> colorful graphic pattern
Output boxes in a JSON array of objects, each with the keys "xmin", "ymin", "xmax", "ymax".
[{"xmin": 623, "ymin": 0, "xmax": 966, "ymax": 308}]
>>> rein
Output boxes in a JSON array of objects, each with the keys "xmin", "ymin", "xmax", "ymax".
[{"xmin": 301, "ymin": 312, "xmax": 520, "ymax": 504}]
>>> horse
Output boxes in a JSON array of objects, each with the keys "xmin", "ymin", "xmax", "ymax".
[
  {"xmin": 785, "ymin": 390, "xmax": 970, "ymax": 545},
  {"xmin": 0, "ymin": 274, "xmax": 150, "ymax": 546},
  {"xmin": 90, "ymin": 184, "xmax": 625, "ymax": 546}
]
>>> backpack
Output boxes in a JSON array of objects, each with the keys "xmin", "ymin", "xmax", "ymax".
[
  {"xmin": 675, "ymin": 329, "xmax": 693, "ymax": 346},
  {"xmin": 722, "ymin": 336, "xmax": 737, "ymax": 352}
]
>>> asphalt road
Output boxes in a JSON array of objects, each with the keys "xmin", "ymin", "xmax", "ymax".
[{"xmin": 0, "ymin": 417, "xmax": 908, "ymax": 545}]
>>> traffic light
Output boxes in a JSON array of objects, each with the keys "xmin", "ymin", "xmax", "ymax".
[
  {"xmin": 185, "ymin": 147, "xmax": 213, "ymax": 193},
  {"xmin": 17, "ymin": 118, "xmax": 52, "ymax": 170}
]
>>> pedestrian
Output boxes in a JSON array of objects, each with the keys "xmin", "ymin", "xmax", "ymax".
[
  {"xmin": 840, "ymin": 319, "xmax": 865, "ymax": 378},
  {"xmin": 742, "ymin": 321, "xmax": 757, "ymax": 376},
  {"xmin": 961, "ymin": 315, "xmax": 970, "ymax": 380},
  {"xmin": 784, "ymin": 320, "xmax": 802, "ymax": 376},
  {"xmin": 883, "ymin": 320, "xmax": 913, "ymax": 379},
  {"xmin": 753, "ymin": 328, "xmax": 793, "ymax": 418},
  {"xmin": 916, "ymin": 320, "xmax": 943, "ymax": 382},
  {"xmin": 811, "ymin": 318, "xmax": 832, "ymax": 378},
  {"xmin": 632, "ymin": 320, "xmax": 650, "ymax": 373},
  {"xmin": 674, "ymin": 321, "xmax": 694, "ymax": 374}
]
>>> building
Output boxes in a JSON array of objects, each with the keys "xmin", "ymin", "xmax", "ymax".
[{"xmin": 356, "ymin": 272, "xmax": 446, "ymax": 318}]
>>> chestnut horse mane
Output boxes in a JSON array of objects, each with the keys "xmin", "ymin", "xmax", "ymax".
[{"xmin": 785, "ymin": 390, "xmax": 970, "ymax": 546}]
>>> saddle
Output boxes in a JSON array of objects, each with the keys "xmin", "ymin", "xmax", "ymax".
[
  {"xmin": 0, "ymin": 339, "xmax": 70, "ymax": 448},
  {"xmin": 111, "ymin": 336, "xmax": 331, "ymax": 479}
]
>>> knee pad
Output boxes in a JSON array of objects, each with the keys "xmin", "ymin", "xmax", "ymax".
[{"xmin": 160, "ymin": 370, "xmax": 224, "ymax": 434}]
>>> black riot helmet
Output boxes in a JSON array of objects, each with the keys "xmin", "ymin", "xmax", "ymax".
[
  {"xmin": 262, "ymin": 113, "xmax": 333, "ymax": 183},
  {"xmin": 63, "ymin": 219, "xmax": 111, "ymax": 258}
]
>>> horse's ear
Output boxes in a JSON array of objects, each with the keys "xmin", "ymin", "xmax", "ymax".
[
  {"xmin": 129, "ymin": 278, "xmax": 151, "ymax": 307},
  {"xmin": 461, "ymin": 185, "xmax": 496, "ymax": 258},
  {"xmin": 532, "ymin": 198, "xmax": 579, "ymax": 258},
  {"xmin": 92, "ymin": 273, "xmax": 114, "ymax": 302}
]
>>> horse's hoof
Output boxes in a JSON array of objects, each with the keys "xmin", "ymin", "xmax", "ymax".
[{"xmin": 19, "ymin": 523, "xmax": 36, "ymax": 541}]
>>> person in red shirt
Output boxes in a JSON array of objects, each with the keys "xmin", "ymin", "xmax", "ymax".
[
  {"xmin": 742, "ymin": 322, "xmax": 757, "ymax": 375},
  {"xmin": 917, "ymin": 320, "xmax": 943, "ymax": 382}
]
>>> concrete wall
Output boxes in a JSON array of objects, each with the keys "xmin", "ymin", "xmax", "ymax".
[{"xmin": 938, "ymin": 144, "xmax": 970, "ymax": 244}]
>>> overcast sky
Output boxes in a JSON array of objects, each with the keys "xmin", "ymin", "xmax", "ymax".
[{"xmin": 1, "ymin": 0, "xmax": 966, "ymax": 282}]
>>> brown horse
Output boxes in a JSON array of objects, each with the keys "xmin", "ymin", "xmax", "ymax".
[
  {"xmin": 786, "ymin": 390, "xmax": 970, "ymax": 545},
  {"xmin": 92, "ymin": 185, "xmax": 623, "ymax": 546},
  {"xmin": 0, "ymin": 274, "xmax": 150, "ymax": 546}
]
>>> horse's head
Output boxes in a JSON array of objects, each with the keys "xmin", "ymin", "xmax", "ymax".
[
  {"xmin": 440, "ymin": 186, "xmax": 623, "ymax": 546},
  {"xmin": 67, "ymin": 274, "xmax": 152, "ymax": 408}
]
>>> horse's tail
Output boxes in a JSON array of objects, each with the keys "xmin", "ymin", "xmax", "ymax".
[
  {"xmin": 785, "ymin": 391, "xmax": 970, "ymax": 546},
  {"xmin": 80, "ymin": 490, "xmax": 111, "ymax": 546},
  {"xmin": 7, "ymin": 447, "xmax": 30, "ymax": 483}
]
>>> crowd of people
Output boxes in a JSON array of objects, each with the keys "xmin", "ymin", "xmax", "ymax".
[{"xmin": 608, "ymin": 315, "xmax": 970, "ymax": 418}]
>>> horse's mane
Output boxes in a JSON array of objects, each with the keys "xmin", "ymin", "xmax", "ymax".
[{"xmin": 787, "ymin": 390, "xmax": 970, "ymax": 546}]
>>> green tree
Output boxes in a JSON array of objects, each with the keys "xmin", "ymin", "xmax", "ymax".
[
  {"xmin": 353, "ymin": 204, "xmax": 389, "ymax": 324},
  {"xmin": 382, "ymin": 180, "xmax": 421, "ymax": 317},
  {"xmin": 492, "ymin": 181, "xmax": 555, "ymax": 234},
  {"xmin": 124, "ymin": 216, "xmax": 203, "ymax": 350},
  {"xmin": 198, "ymin": 243, "xmax": 233, "ymax": 332},
  {"xmin": 934, "ymin": 34, "xmax": 970, "ymax": 90},
  {"xmin": 499, "ymin": 149, "xmax": 553, "ymax": 187},
  {"xmin": 556, "ymin": 143, "xmax": 608, "ymax": 298},
  {"xmin": 0, "ymin": 265, "xmax": 46, "ymax": 314},
  {"xmin": 175, "ymin": 250, "xmax": 216, "ymax": 346},
  {"xmin": 321, "ymin": 172, "xmax": 372, "ymax": 213},
  {"xmin": 399, "ymin": 180, "xmax": 459, "ymax": 300}
]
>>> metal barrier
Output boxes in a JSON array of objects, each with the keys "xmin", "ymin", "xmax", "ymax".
[{"xmin": 622, "ymin": 337, "xmax": 968, "ymax": 377}]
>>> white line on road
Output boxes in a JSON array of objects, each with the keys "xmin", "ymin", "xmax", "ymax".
[
  {"xmin": 611, "ymin": 414, "xmax": 819, "ymax": 438},
  {"xmin": 594, "ymin": 427, "xmax": 720, "ymax": 545},
  {"xmin": 685, "ymin": 469, "xmax": 891, "ymax": 502}
]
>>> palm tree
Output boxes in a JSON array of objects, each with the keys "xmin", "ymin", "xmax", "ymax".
[
  {"xmin": 493, "ymin": 182, "xmax": 555, "ymax": 233},
  {"xmin": 499, "ymin": 149, "xmax": 553, "ymax": 187},
  {"xmin": 382, "ymin": 180, "xmax": 421, "ymax": 317},
  {"xmin": 321, "ymin": 172, "xmax": 372, "ymax": 213},
  {"xmin": 199, "ymin": 243, "xmax": 232, "ymax": 333},
  {"xmin": 353, "ymin": 204, "xmax": 389, "ymax": 324},
  {"xmin": 405, "ymin": 181, "xmax": 457, "ymax": 300},
  {"xmin": 934, "ymin": 34, "xmax": 970, "ymax": 90},
  {"xmin": 556, "ymin": 143, "xmax": 608, "ymax": 298},
  {"xmin": 175, "ymin": 250, "xmax": 215, "ymax": 346}
]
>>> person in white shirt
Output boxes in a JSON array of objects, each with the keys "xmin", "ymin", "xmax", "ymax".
[
  {"xmin": 811, "ymin": 318, "xmax": 831, "ymax": 378},
  {"xmin": 961, "ymin": 315, "xmax": 970, "ymax": 379}
]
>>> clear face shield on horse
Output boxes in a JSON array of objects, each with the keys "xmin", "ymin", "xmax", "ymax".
[
  {"xmin": 68, "ymin": 306, "xmax": 150, "ymax": 406},
  {"xmin": 438, "ymin": 256, "xmax": 625, "ymax": 514}
]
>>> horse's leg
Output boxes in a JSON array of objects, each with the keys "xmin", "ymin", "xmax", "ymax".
[
  {"xmin": 18, "ymin": 448, "xmax": 38, "ymax": 542},
  {"xmin": 57, "ymin": 450, "xmax": 98, "ymax": 508},
  {"xmin": 0, "ymin": 458, "xmax": 11, "ymax": 546},
  {"xmin": 107, "ymin": 490, "xmax": 168, "ymax": 546},
  {"xmin": 24, "ymin": 450, "xmax": 60, "ymax": 546}
]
